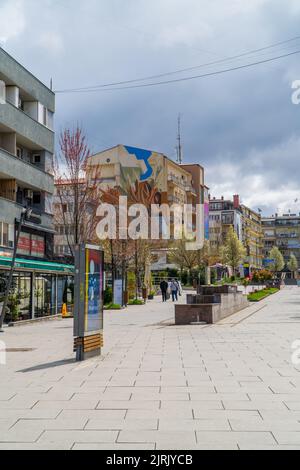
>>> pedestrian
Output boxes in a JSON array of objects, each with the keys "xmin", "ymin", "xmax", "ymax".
[
  {"xmin": 160, "ymin": 279, "xmax": 169, "ymax": 302},
  {"xmin": 170, "ymin": 279, "xmax": 179, "ymax": 302},
  {"xmin": 175, "ymin": 279, "xmax": 182, "ymax": 296}
]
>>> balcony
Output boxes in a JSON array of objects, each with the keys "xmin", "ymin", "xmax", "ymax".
[
  {"xmin": 0, "ymin": 197, "xmax": 53, "ymax": 230},
  {"xmin": 0, "ymin": 147, "xmax": 53, "ymax": 193},
  {"xmin": 0, "ymin": 101, "xmax": 54, "ymax": 153}
]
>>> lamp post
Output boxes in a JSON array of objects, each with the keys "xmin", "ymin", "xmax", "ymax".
[{"xmin": 0, "ymin": 207, "xmax": 32, "ymax": 332}]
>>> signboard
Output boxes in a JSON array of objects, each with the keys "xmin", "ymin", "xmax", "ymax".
[
  {"xmin": 74, "ymin": 244, "xmax": 104, "ymax": 339},
  {"xmin": 114, "ymin": 279, "xmax": 123, "ymax": 306},
  {"xmin": 85, "ymin": 247, "xmax": 103, "ymax": 332},
  {"xmin": 263, "ymin": 258, "xmax": 275, "ymax": 266},
  {"xmin": 18, "ymin": 233, "xmax": 45, "ymax": 258}
]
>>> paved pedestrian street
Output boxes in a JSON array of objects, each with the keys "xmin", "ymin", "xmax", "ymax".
[{"xmin": 1, "ymin": 287, "xmax": 300, "ymax": 450}]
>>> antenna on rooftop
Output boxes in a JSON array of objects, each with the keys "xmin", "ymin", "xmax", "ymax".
[{"xmin": 176, "ymin": 114, "xmax": 183, "ymax": 164}]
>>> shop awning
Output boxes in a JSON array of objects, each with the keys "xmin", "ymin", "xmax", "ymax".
[{"xmin": 0, "ymin": 256, "xmax": 74, "ymax": 274}]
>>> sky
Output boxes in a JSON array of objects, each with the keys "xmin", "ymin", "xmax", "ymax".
[{"xmin": 1, "ymin": 0, "xmax": 300, "ymax": 216}]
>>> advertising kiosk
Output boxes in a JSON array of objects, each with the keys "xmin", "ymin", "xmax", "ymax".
[{"xmin": 74, "ymin": 244, "xmax": 104, "ymax": 361}]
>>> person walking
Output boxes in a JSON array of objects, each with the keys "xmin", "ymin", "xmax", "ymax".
[
  {"xmin": 160, "ymin": 279, "xmax": 169, "ymax": 302},
  {"xmin": 175, "ymin": 279, "xmax": 181, "ymax": 297},
  {"xmin": 170, "ymin": 279, "xmax": 179, "ymax": 302}
]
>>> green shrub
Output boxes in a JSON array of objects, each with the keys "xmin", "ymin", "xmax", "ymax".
[
  {"xmin": 105, "ymin": 303, "xmax": 121, "ymax": 310},
  {"xmin": 7, "ymin": 294, "xmax": 20, "ymax": 322},
  {"xmin": 181, "ymin": 271, "xmax": 188, "ymax": 285},
  {"xmin": 248, "ymin": 288, "xmax": 279, "ymax": 302},
  {"xmin": 104, "ymin": 287, "xmax": 113, "ymax": 305},
  {"xmin": 128, "ymin": 299, "xmax": 144, "ymax": 306},
  {"xmin": 252, "ymin": 270, "xmax": 273, "ymax": 283}
]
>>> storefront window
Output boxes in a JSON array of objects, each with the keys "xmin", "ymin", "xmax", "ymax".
[
  {"xmin": 34, "ymin": 274, "xmax": 56, "ymax": 318},
  {"xmin": 0, "ymin": 272, "xmax": 32, "ymax": 322},
  {"xmin": 57, "ymin": 276, "xmax": 74, "ymax": 315},
  {"xmin": 0, "ymin": 270, "xmax": 74, "ymax": 323}
]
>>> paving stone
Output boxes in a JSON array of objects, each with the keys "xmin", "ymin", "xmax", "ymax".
[
  {"xmin": 37, "ymin": 430, "xmax": 118, "ymax": 446},
  {"xmin": 1, "ymin": 287, "xmax": 300, "ymax": 449},
  {"xmin": 73, "ymin": 443, "xmax": 156, "ymax": 450},
  {"xmin": 196, "ymin": 431, "xmax": 277, "ymax": 447},
  {"xmin": 86, "ymin": 418, "xmax": 158, "ymax": 430}
]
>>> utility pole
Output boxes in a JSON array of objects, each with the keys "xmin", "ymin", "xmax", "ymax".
[{"xmin": 176, "ymin": 114, "xmax": 183, "ymax": 164}]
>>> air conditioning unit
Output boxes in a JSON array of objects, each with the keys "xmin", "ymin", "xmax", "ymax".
[{"xmin": 24, "ymin": 189, "xmax": 33, "ymax": 199}]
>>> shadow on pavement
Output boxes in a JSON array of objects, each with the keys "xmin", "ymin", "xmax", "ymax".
[{"xmin": 17, "ymin": 358, "xmax": 76, "ymax": 373}]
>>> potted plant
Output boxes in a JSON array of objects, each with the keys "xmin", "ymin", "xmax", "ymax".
[{"xmin": 7, "ymin": 293, "xmax": 21, "ymax": 323}]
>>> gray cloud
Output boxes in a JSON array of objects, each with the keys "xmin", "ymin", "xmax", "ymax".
[{"xmin": 2, "ymin": 0, "xmax": 300, "ymax": 214}]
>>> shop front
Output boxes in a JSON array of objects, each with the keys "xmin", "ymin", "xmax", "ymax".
[{"xmin": 0, "ymin": 256, "xmax": 74, "ymax": 323}]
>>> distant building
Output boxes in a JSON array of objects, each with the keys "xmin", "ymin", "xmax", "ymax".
[
  {"xmin": 209, "ymin": 195, "xmax": 243, "ymax": 247},
  {"xmin": 262, "ymin": 213, "xmax": 300, "ymax": 272},
  {"xmin": 87, "ymin": 144, "xmax": 209, "ymax": 270},
  {"xmin": 53, "ymin": 179, "xmax": 84, "ymax": 261},
  {"xmin": 209, "ymin": 194, "xmax": 263, "ymax": 275},
  {"xmin": 241, "ymin": 204, "xmax": 263, "ymax": 275}
]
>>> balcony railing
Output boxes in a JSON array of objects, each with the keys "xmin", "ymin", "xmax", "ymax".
[
  {"xmin": 0, "ymin": 146, "xmax": 54, "ymax": 193},
  {"xmin": 0, "ymin": 101, "xmax": 54, "ymax": 153}
]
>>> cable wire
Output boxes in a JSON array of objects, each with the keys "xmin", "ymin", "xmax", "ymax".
[{"xmin": 55, "ymin": 35, "xmax": 300, "ymax": 93}]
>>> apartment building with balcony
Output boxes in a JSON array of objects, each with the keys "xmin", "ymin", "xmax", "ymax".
[
  {"xmin": 209, "ymin": 194, "xmax": 263, "ymax": 275},
  {"xmin": 87, "ymin": 144, "xmax": 209, "ymax": 270},
  {"xmin": 0, "ymin": 48, "xmax": 73, "ymax": 322},
  {"xmin": 262, "ymin": 213, "xmax": 300, "ymax": 272},
  {"xmin": 209, "ymin": 195, "xmax": 243, "ymax": 247},
  {"xmin": 241, "ymin": 204, "xmax": 263, "ymax": 274}
]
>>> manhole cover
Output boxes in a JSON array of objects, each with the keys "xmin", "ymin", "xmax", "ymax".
[{"xmin": 1, "ymin": 348, "xmax": 36, "ymax": 352}]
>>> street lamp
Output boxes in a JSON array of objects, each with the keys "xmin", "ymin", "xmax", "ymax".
[{"xmin": 0, "ymin": 207, "xmax": 32, "ymax": 332}]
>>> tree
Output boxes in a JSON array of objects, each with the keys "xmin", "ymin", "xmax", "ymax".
[
  {"xmin": 196, "ymin": 240, "xmax": 221, "ymax": 285},
  {"xmin": 169, "ymin": 239, "xmax": 198, "ymax": 284},
  {"xmin": 98, "ymin": 186, "xmax": 155, "ymax": 301},
  {"xmin": 53, "ymin": 126, "xmax": 101, "ymax": 260},
  {"xmin": 221, "ymin": 226, "xmax": 246, "ymax": 275},
  {"xmin": 269, "ymin": 246, "xmax": 285, "ymax": 273},
  {"xmin": 287, "ymin": 253, "xmax": 298, "ymax": 279}
]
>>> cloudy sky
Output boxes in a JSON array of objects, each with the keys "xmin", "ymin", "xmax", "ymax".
[{"xmin": 1, "ymin": 0, "xmax": 300, "ymax": 215}]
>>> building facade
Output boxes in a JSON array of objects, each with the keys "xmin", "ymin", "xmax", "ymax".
[
  {"xmin": 241, "ymin": 204, "xmax": 263, "ymax": 275},
  {"xmin": 262, "ymin": 213, "xmax": 300, "ymax": 271},
  {"xmin": 87, "ymin": 144, "xmax": 209, "ymax": 270},
  {"xmin": 0, "ymin": 48, "xmax": 73, "ymax": 321},
  {"xmin": 209, "ymin": 194, "xmax": 263, "ymax": 274},
  {"xmin": 209, "ymin": 195, "xmax": 243, "ymax": 248}
]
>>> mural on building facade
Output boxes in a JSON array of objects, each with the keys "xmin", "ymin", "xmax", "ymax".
[{"xmin": 118, "ymin": 146, "xmax": 166, "ymax": 207}]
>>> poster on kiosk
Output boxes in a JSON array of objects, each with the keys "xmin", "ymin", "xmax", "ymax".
[{"xmin": 74, "ymin": 244, "xmax": 104, "ymax": 361}]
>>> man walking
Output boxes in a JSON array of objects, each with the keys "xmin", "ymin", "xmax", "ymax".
[
  {"xmin": 160, "ymin": 279, "xmax": 169, "ymax": 302},
  {"xmin": 170, "ymin": 279, "xmax": 179, "ymax": 302}
]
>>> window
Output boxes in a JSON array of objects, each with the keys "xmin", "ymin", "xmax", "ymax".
[
  {"xmin": 0, "ymin": 222, "xmax": 9, "ymax": 247},
  {"xmin": 33, "ymin": 193, "xmax": 41, "ymax": 205},
  {"xmin": 18, "ymin": 98, "xmax": 24, "ymax": 110},
  {"xmin": 16, "ymin": 147, "xmax": 23, "ymax": 159},
  {"xmin": 33, "ymin": 154, "xmax": 41, "ymax": 164}
]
